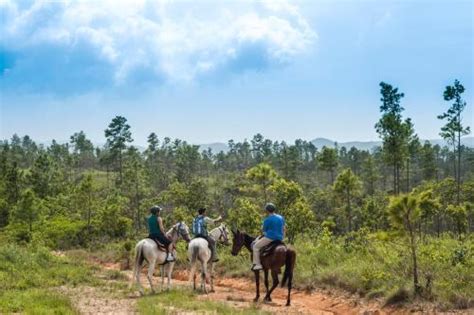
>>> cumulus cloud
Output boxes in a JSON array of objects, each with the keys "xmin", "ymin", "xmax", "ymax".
[{"xmin": 0, "ymin": 0, "xmax": 316, "ymax": 92}]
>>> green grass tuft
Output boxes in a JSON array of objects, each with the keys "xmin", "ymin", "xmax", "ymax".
[{"xmin": 137, "ymin": 288, "xmax": 268, "ymax": 315}]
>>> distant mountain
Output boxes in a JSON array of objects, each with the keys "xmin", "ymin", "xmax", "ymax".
[
  {"xmin": 199, "ymin": 137, "xmax": 474, "ymax": 153},
  {"xmin": 310, "ymin": 137, "xmax": 474, "ymax": 151},
  {"xmin": 310, "ymin": 138, "xmax": 381, "ymax": 151},
  {"xmin": 199, "ymin": 142, "xmax": 230, "ymax": 153}
]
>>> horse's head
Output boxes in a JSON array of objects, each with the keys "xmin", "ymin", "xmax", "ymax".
[
  {"xmin": 216, "ymin": 223, "xmax": 231, "ymax": 246},
  {"xmin": 175, "ymin": 221, "xmax": 191, "ymax": 243},
  {"xmin": 231, "ymin": 229, "xmax": 245, "ymax": 256}
]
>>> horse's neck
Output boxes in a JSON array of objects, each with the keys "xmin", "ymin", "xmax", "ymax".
[
  {"xmin": 244, "ymin": 234, "xmax": 255, "ymax": 252},
  {"xmin": 166, "ymin": 226, "xmax": 178, "ymax": 242},
  {"xmin": 208, "ymin": 227, "xmax": 219, "ymax": 240}
]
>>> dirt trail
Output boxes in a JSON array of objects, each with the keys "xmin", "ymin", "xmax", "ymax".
[
  {"xmin": 71, "ymin": 261, "xmax": 466, "ymax": 315},
  {"xmin": 102, "ymin": 262, "xmax": 390, "ymax": 315}
]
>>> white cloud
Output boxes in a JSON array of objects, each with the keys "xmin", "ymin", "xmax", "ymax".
[{"xmin": 1, "ymin": 0, "xmax": 316, "ymax": 85}]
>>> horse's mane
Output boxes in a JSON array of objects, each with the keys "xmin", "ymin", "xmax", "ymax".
[
  {"xmin": 165, "ymin": 222, "xmax": 178, "ymax": 236},
  {"xmin": 243, "ymin": 233, "xmax": 255, "ymax": 244}
]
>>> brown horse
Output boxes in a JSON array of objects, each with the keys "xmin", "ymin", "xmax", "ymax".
[{"xmin": 231, "ymin": 230, "xmax": 296, "ymax": 306}]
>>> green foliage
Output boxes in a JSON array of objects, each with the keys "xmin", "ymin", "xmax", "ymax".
[
  {"xmin": 0, "ymin": 243, "xmax": 94, "ymax": 313},
  {"xmin": 0, "ymin": 244, "xmax": 94, "ymax": 290},
  {"xmin": 227, "ymin": 197, "xmax": 261, "ymax": 235},
  {"xmin": 244, "ymin": 163, "xmax": 277, "ymax": 204},
  {"xmin": 271, "ymin": 178, "xmax": 315, "ymax": 242},
  {"xmin": 388, "ymin": 193, "xmax": 421, "ymax": 231},
  {"xmin": 0, "ymin": 289, "xmax": 75, "ymax": 315},
  {"xmin": 333, "ymin": 168, "xmax": 362, "ymax": 232},
  {"xmin": 11, "ymin": 189, "xmax": 41, "ymax": 232},
  {"xmin": 318, "ymin": 146, "xmax": 338, "ymax": 184}
]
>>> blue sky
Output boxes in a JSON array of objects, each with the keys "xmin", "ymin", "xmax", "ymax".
[{"xmin": 1, "ymin": 0, "xmax": 472, "ymax": 146}]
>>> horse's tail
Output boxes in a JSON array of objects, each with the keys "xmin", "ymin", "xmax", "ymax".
[
  {"xmin": 130, "ymin": 242, "xmax": 145, "ymax": 288},
  {"xmin": 190, "ymin": 243, "xmax": 200, "ymax": 264},
  {"xmin": 281, "ymin": 248, "xmax": 296, "ymax": 288}
]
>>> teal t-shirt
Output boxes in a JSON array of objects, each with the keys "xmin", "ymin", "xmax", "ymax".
[{"xmin": 148, "ymin": 214, "xmax": 161, "ymax": 235}]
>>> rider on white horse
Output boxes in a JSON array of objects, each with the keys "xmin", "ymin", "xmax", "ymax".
[
  {"xmin": 192, "ymin": 207, "xmax": 222, "ymax": 262},
  {"xmin": 147, "ymin": 205, "xmax": 175, "ymax": 262}
]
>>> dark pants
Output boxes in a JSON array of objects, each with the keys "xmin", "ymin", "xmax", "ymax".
[
  {"xmin": 149, "ymin": 233, "xmax": 171, "ymax": 251},
  {"xmin": 197, "ymin": 235, "xmax": 217, "ymax": 261}
]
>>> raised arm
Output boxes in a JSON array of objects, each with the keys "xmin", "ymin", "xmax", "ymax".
[{"xmin": 205, "ymin": 215, "xmax": 223, "ymax": 225}]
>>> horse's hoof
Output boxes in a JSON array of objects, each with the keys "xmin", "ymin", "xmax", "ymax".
[
  {"xmin": 253, "ymin": 297, "xmax": 259, "ymax": 303},
  {"xmin": 264, "ymin": 297, "xmax": 272, "ymax": 302},
  {"xmin": 286, "ymin": 302, "xmax": 291, "ymax": 307},
  {"xmin": 210, "ymin": 289, "xmax": 215, "ymax": 293}
]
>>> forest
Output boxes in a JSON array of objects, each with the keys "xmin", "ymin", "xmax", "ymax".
[{"xmin": 0, "ymin": 80, "xmax": 473, "ymax": 312}]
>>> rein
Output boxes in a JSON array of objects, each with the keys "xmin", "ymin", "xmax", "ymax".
[{"xmin": 217, "ymin": 226, "xmax": 229, "ymax": 243}]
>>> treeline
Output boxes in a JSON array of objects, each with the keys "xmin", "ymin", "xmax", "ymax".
[{"xmin": 0, "ymin": 80, "xmax": 472, "ymax": 248}]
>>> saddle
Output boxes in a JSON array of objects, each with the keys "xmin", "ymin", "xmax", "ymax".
[
  {"xmin": 148, "ymin": 238, "xmax": 171, "ymax": 252},
  {"xmin": 261, "ymin": 240, "xmax": 285, "ymax": 258}
]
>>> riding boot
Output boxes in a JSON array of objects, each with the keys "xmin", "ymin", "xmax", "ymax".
[{"xmin": 165, "ymin": 249, "xmax": 175, "ymax": 262}]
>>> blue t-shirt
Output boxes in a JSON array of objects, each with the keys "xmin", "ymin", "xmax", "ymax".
[{"xmin": 263, "ymin": 214, "xmax": 285, "ymax": 241}]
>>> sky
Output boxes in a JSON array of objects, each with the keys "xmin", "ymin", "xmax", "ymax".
[{"xmin": 0, "ymin": 0, "xmax": 473, "ymax": 146}]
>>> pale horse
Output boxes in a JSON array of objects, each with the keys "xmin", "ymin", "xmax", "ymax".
[
  {"xmin": 188, "ymin": 223, "xmax": 230, "ymax": 293},
  {"xmin": 131, "ymin": 221, "xmax": 191, "ymax": 294}
]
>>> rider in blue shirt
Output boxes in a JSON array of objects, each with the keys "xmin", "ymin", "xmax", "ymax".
[{"xmin": 251, "ymin": 203, "xmax": 285, "ymax": 271}]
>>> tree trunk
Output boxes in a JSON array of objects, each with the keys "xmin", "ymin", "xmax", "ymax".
[
  {"xmin": 393, "ymin": 165, "xmax": 397, "ymax": 195},
  {"xmin": 347, "ymin": 188, "xmax": 352, "ymax": 232},
  {"xmin": 408, "ymin": 225, "xmax": 421, "ymax": 295},
  {"xmin": 119, "ymin": 151, "xmax": 123, "ymax": 185},
  {"xmin": 406, "ymin": 158, "xmax": 410, "ymax": 193},
  {"xmin": 457, "ymin": 128, "xmax": 461, "ymax": 205}
]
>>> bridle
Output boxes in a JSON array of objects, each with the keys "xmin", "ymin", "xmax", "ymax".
[
  {"xmin": 174, "ymin": 222, "xmax": 190, "ymax": 243},
  {"xmin": 217, "ymin": 226, "xmax": 229, "ymax": 244}
]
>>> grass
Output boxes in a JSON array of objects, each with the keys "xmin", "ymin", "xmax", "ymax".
[
  {"xmin": 0, "ymin": 289, "xmax": 77, "ymax": 315},
  {"xmin": 0, "ymin": 243, "xmax": 95, "ymax": 313},
  {"xmin": 136, "ymin": 288, "xmax": 269, "ymax": 315}
]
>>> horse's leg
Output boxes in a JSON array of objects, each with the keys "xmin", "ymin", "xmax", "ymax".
[
  {"xmin": 267, "ymin": 270, "xmax": 279, "ymax": 302},
  {"xmin": 201, "ymin": 260, "xmax": 208, "ymax": 294},
  {"xmin": 253, "ymin": 270, "xmax": 260, "ymax": 302},
  {"xmin": 189, "ymin": 259, "xmax": 198, "ymax": 291},
  {"xmin": 209, "ymin": 262, "xmax": 215, "ymax": 293},
  {"xmin": 147, "ymin": 258, "xmax": 156, "ymax": 294},
  {"xmin": 135, "ymin": 260, "xmax": 145, "ymax": 295},
  {"xmin": 263, "ymin": 269, "xmax": 270, "ymax": 301},
  {"xmin": 160, "ymin": 265, "xmax": 165, "ymax": 291},
  {"xmin": 286, "ymin": 264, "xmax": 293, "ymax": 306},
  {"xmin": 167, "ymin": 262, "xmax": 173, "ymax": 290}
]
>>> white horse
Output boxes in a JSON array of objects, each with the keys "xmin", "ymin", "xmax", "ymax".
[
  {"xmin": 188, "ymin": 223, "xmax": 230, "ymax": 293},
  {"xmin": 132, "ymin": 222, "xmax": 191, "ymax": 294}
]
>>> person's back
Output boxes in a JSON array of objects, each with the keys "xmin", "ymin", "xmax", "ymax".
[
  {"xmin": 263, "ymin": 213, "xmax": 284, "ymax": 241},
  {"xmin": 251, "ymin": 203, "xmax": 285, "ymax": 271},
  {"xmin": 148, "ymin": 214, "xmax": 161, "ymax": 236},
  {"xmin": 147, "ymin": 205, "xmax": 175, "ymax": 262},
  {"xmin": 192, "ymin": 207, "xmax": 222, "ymax": 262},
  {"xmin": 192, "ymin": 214, "xmax": 207, "ymax": 237}
]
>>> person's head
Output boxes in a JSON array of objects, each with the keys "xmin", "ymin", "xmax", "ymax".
[
  {"xmin": 198, "ymin": 207, "xmax": 207, "ymax": 215},
  {"xmin": 150, "ymin": 205, "xmax": 162, "ymax": 215},
  {"xmin": 264, "ymin": 203, "xmax": 276, "ymax": 214}
]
